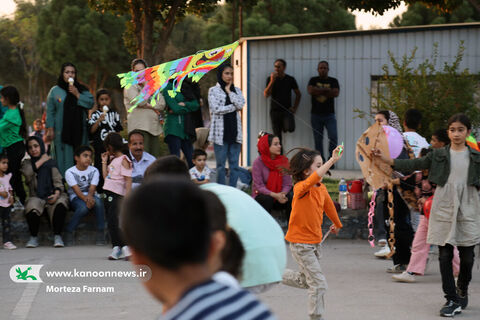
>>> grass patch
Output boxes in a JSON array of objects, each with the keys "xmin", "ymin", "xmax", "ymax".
[{"xmin": 323, "ymin": 177, "xmax": 339, "ymax": 202}]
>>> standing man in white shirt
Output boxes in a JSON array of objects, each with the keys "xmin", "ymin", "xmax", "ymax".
[{"xmin": 128, "ymin": 130, "xmax": 156, "ymax": 189}]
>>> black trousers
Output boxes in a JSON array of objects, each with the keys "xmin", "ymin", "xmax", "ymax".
[
  {"xmin": 439, "ymin": 244, "xmax": 475, "ymax": 301},
  {"xmin": 391, "ymin": 188, "xmax": 414, "ymax": 266},
  {"xmin": 5, "ymin": 141, "xmax": 26, "ymax": 204},
  {"xmin": 270, "ymin": 109, "xmax": 286, "ymax": 144},
  {"xmin": 255, "ymin": 192, "xmax": 293, "ymax": 221},
  {"xmin": 1, "ymin": 206, "xmax": 12, "ymax": 243},
  {"xmin": 104, "ymin": 190, "xmax": 125, "ymax": 247},
  {"xmin": 26, "ymin": 203, "xmax": 67, "ymax": 236},
  {"xmin": 93, "ymin": 143, "xmax": 106, "ymax": 193},
  {"xmin": 374, "ymin": 189, "xmax": 387, "ymax": 240}
]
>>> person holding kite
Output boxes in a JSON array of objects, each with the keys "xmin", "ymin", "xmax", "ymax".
[
  {"xmin": 123, "ymin": 58, "xmax": 166, "ymax": 158},
  {"xmin": 282, "ymin": 145, "xmax": 343, "ymax": 320},
  {"xmin": 118, "ymin": 42, "xmax": 240, "ymax": 172},
  {"xmin": 373, "ymin": 113, "xmax": 480, "ymax": 317}
]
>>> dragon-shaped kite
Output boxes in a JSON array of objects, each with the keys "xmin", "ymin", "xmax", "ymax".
[{"xmin": 118, "ymin": 41, "xmax": 239, "ymax": 112}]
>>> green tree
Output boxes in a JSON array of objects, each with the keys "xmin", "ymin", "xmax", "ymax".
[
  {"xmin": 0, "ymin": 0, "xmax": 51, "ymax": 114},
  {"xmin": 391, "ymin": 0, "xmax": 480, "ymax": 26},
  {"xmin": 370, "ymin": 42, "xmax": 480, "ymax": 138},
  {"xmin": 88, "ymin": 0, "xmax": 218, "ymax": 65},
  {"xmin": 162, "ymin": 15, "xmax": 208, "ymax": 61},
  {"xmin": 37, "ymin": 0, "xmax": 131, "ymax": 92},
  {"xmin": 203, "ymin": 0, "xmax": 355, "ymax": 48},
  {"xmin": 339, "ymin": 0, "xmax": 479, "ymax": 14}
]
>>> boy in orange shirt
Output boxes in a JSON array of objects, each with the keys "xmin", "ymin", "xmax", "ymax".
[{"xmin": 283, "ymin": 146, "xmax": 343, "ymax": 320}]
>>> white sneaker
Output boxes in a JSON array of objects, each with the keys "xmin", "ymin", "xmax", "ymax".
[
  {"xmin": 108, "ymin": 246, "xmax": 122, "ymax": 260},
  {"xmin": 387, "ymin": 264, "xmax": 407, "ymax": 274},
  {"xmin": 392, "ymin": 271, "xmax": 416, "ymax": 283},
  {"xmin": 378, "ymin": 239, "xmax": 387, "ymax": 247},
  {"xmin": 374, "ymin": 245, "xmax": 391, "ymax": 258},
  {"xmin": 3, "ymin": 241, "xmax": 17, "ymax": 250},
  {"xmin": 53, "ymin": 235, "xmax": 64, "ymax": 247},
  {"xmin": 121, "ymin": 246, "xmax": 131, "ymax": 260},
  {"xmin": 26, "ymin": 236, "xmax": 39, "ymax": 248},
  {"xmin": 236, "ymin": 180, "xmax": 249, "ymax": 191}
]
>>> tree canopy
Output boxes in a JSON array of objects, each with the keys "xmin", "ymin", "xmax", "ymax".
[
  {"xmin": 37, "ymin": 0, "xmax": 131, "ymax": 92},
  {"xmin": 391, "ymin": 0, "xmax": 480, "ymax": 26},
  {"xmin": 87, "ymin": 0, "xmax": 218, "ymax": 65},
  {"xmin": 340, "ymin": 0, "xmax": 477, "ymax": 14},
  {"xmin": 203, "ymin": 0, "xmax": 355, "ymax": 48}
]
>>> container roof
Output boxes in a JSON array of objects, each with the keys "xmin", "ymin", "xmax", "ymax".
[{"xmin": 239, "ymin": 22, "xmax": 480, "ymax": 43}]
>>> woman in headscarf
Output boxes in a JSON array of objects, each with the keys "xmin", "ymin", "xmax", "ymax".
[
  {"xmin": 208, "ymin": 64, "xmax": 245, "ymax": 186},
  {"xmin": 45, "ymin": 63, "xmax": 94, "ymax": 176},
  {"xmin": 252, "ymin": 133, "xmax": 292, "ymax": 219},
  {"xmin": 162, "ymin": 78, "xmax": 200, "ymax": 168},
  {"xmin": 373, "ymin": 110, "xmax": 414, "ymax": 273},
  {"xmin": 21, "ymin": 136, "xmax": 69, "ymax": 248}
]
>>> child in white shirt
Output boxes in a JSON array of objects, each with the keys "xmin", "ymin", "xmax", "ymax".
[{"xmin": 190, "ymin": 149, "xmax": 212, "ymax": 185}]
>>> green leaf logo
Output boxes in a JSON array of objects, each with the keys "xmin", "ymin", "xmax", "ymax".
[
  {"xmin": 10, "ymin": 265, "xmax": 43, "ymax": 283},
  {"xmin": 16, "ymin": 267, "xmax": 38, "ymax": 281}
]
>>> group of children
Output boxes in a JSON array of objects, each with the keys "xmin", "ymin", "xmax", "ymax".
[
  {"xmin": 0, "ymin": 131, "xmax": 133, "ymax": 259},
  {"xmin": 372, "ymin": 109, "xmax": 480, "ymax": 317},
  {"xmin": 3, "ymin": 78, "xmax": 478, "ymax": 319},
  {"xmin": 0, "ymin": 85, "xmax": 133, "ymax": 260}
]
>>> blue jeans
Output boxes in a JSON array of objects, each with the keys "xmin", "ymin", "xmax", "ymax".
[
  {"xmin": 165, "ymin": 135, "xmax": 194, "ymax": 168},
  {"xmin": 214, "ymin": 142, "xmax": 241, "ymax": 186},
  {"xmin": 311, "ymin": 113, "xmax": 338, "ymax": 161},
  {"xmin": 67, "ymin": 196, "xmax": 105, "ymax": 232},
  {"xmin": 237, "ymin": 167, "xmax": 252, "ymax": 185}
]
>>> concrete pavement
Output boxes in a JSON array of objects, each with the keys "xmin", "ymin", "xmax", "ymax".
[{"xmin": 1, "ymin": 239, "xmax": 479, "ymax": 319}]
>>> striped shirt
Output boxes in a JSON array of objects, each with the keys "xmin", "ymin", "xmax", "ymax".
[{"xmin": 159, "ymin": 280, "xmax": 276, "ymax": 320}]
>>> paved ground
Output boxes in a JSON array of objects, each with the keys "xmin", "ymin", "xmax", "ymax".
[{"xmin": 1, "ymin": 239, "xmax": 479, "ymax": 320}]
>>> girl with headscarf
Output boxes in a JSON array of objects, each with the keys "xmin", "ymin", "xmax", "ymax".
[
  {"xmin": 372, "ymin": 110, "xmax": 414, "ymax": 273},
  {"xmin": 45, "ymin": 63, "xmax": 94, "ymax": 176},
  {"xmin": 21, "ymin": 136, "xmax": 69, "ymax": 248},
  {"xmin": 208, "ymin": 64, "xmax": 245, "ymax": 186},
  {"xmin": 162, "ymin": 79, "xmax": 200, "ymax": 168},
  {"xmin": 252, "ymin": 133, "xmax": 293, "ymax": 219}
]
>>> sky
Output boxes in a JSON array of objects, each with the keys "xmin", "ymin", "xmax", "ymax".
[{"xmin": 0, "ymin": 0, "xmax": 407, "ymax": 29}]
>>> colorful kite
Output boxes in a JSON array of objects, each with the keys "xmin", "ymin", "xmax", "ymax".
[
  {"xmin": 466, "ymin": 134, "xmax": 479, "ymax": 151},
  {"xmin": 355, "ymin": 121, "xmax": 393, "ymax": 190},
  {"xmin": 118, "ymin": 41, "xmax": 239, "ymax": 112}
]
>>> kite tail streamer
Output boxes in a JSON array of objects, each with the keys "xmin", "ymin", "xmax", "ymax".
[
  {"xmin": 386, "ymin": 182, "xmax": 396, "ymax": 258},
  {"xmin": 367, "ymin": 191, "xmax": 376, "ymax": 247},
  {"xmin": 321, "ymin": 228, "xmax": 332, "ymax": 244}
]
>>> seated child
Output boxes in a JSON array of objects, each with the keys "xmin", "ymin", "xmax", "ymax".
[
  {"xmin": 64, "ymin": 146, "xmax": 105, "ymax": 246},
  {"xmin": 0, "ymin": 154, "xmax": 16, "ymax": 249},
  {"xmin": 189, "ymin": 149, "xmax": 211, "ymax": 185}
]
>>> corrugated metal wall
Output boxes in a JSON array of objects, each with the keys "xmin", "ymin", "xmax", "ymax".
[{"xmin": 233, "ymin": 25, "xmax": 480, "ymax": 169}]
